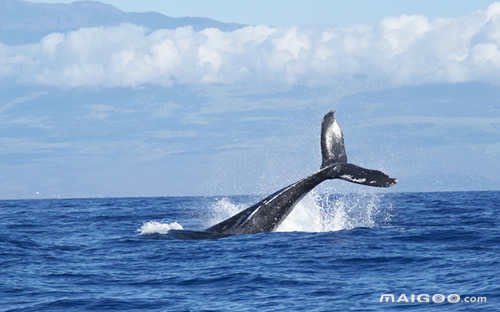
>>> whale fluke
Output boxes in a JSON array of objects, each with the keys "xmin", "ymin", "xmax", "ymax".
[
  {"xmin": 336, "ymin": 163, "xmax": 397, "ymax": 187},
  {"xmin": 320, "ymin": 111, "xmax": 397, "ymax": 187},
  {"xmin": 321, "ymin": 110, "xmax": 347, "ymax": 168}
]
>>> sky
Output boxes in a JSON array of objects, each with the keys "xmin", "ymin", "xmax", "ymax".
[
  {"xmin": 2, "ymin": 1, "xmax": 500, "ymax": 199},
  {"xmin": 27, "ymin": 0, "xmax": 499, "ymax": 26}
]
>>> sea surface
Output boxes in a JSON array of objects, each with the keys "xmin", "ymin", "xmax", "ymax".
[{"xmin": 1, "ymin": 191, "xmax": 498, "ymax": 311}]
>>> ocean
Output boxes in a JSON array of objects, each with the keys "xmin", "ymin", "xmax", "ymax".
[{"xmin": 1, "ymin": 191, "xmax": 498, "ymax": 311}]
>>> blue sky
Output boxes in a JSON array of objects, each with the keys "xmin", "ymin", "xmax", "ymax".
[
  {"xmin": 2, "ymin": 1, "xmax": 500, "ymax": 199},
  {"xmin": 28, "ymin": 0, "xmax": 499, "ymax": 26}
]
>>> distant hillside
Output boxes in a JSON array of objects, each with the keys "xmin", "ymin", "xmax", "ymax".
[{"xmin": 0, "ymin": 0, "xmax": 244, "ymax": 45}]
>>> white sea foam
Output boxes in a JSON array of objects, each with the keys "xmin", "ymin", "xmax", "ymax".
[
  {"xmin": 207, "ymin": 190, "xmax": 392, "ymax": 232},
  {"xmin": 137, "ymin": 220, "xmax": 183, "ymax": 235}
]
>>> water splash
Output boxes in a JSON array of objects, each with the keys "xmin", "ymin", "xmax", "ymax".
[
  {"xmin": 278, "ymin": 190, "xmax": 390, "ymax": 232},
  {"xmin": 206, "ymin": 197, "xmax": 248, "ymax": 227},
  {"xmin": 137, "ymin": 221, "xmax": 183, "ymax": 235},
  {"xmin": 207, "ymin": 190, "xmax": 392, "ymax": 232}
]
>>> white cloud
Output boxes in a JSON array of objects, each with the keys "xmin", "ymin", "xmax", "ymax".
[
  {"xmin": 0, "ymin": 91, "xmax": 48, "ymax": 113},
  {"xmin": 3, "ymin": 3, "xmax": 500, "ymax": 88},
  {"xmin": 0, "ymin": 138, "xmax": 70, "ymax": 154},
  {"xmin": 147, "ymin": 130, "xmax": 197, "ymax": 139},
  {"xmin": 4, "ymin": 116, "xmax": 52, "ymax": 129},
  {"xmin": 86, "ymin": 103, "xmax": 138, "ymax": 120},
  {"xmin": 151, "ymin": 101, "xmax": 182, "ymax": 118}
]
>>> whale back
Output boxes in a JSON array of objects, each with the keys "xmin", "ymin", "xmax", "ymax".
[{"xmin": 321, "ymin": 110, "xmax": 347, "ymax": 168}]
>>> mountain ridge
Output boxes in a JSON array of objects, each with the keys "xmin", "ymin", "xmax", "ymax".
[{"xmin": 0, "ymin": 0, "xmax": 244, "ymax": 45}]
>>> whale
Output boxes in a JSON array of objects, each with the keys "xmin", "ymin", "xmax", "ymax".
[{"xmin": 171, "ymin": 110, "xmax": 397, "ymax": 238}]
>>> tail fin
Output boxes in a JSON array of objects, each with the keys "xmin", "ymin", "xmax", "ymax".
[
  {"xmin": 320, "ymin": 110, "xmax": 397, "ymax": 187},
  {"xmin": 336, "ymin": 163, "xmax": 397, "ymax": 187},
  {"xmin": 321, "ymin": 110, "xmax": 347, "ymax": 169}
]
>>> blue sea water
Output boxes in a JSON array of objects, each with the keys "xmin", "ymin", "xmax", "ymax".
[{"xmin": 1, "ymin": 191, "xmax": 498, "ymax": 311}]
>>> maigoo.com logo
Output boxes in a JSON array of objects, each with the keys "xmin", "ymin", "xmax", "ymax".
[{"xmin": 380, "ymin": 293, "xmax": 487, "ymax": 304}]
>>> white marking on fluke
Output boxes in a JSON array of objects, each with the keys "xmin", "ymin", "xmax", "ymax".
[
  {"xmin": 340, "ymin": 174, "xmax": 367, "ymax": 183},
  {"xmin": 331, "ymin": 120, "xmax": 343, "ymax": 138},
  {"xmin": 325, "ymin": 120, "xmax": 342, "ymax": 158}
]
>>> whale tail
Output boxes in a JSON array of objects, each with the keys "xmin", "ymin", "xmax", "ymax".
[
  {"xmin": 320, "ymin": 110, "xmax": 347, "ymax": 168},
  {"xmin": 320, "ymin": 111, "xmax": 397, "ymax": 187}
]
